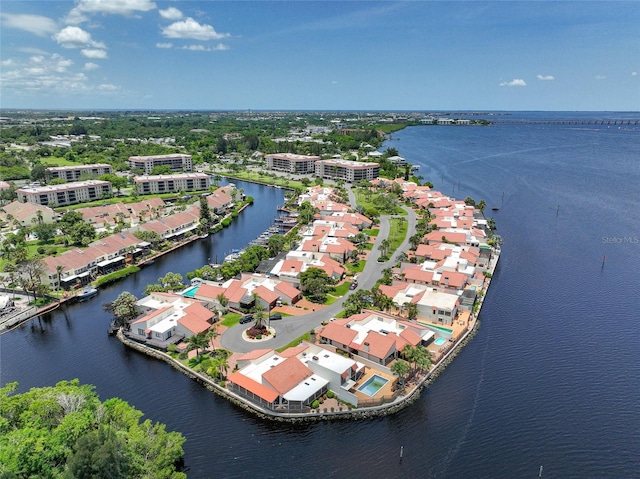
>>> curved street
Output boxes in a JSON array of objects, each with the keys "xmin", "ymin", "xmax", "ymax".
[{"xmin": 220, "ymin": 197, "xmax": 417, "ymax": 353}]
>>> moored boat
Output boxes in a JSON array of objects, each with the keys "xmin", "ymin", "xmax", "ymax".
[{"xmin": 77, "ymin": 287, "xmax": 98, "ymax": 300}]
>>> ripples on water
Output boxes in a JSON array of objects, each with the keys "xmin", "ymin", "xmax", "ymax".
[{"xmin": 2, "ymin": 120, "xmax": 640, "ymax": 478}]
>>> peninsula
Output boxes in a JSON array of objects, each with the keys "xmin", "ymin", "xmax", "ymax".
[{"xmin": 115, "ymin": 178, "xmax": 500, "ymax": 420}]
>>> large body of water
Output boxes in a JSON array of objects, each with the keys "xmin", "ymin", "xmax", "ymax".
[{"xmin": 2, "ymin": 113, "xmax": 639, "ymax": 478}]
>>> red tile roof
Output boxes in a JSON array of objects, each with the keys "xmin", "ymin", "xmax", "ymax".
[
  {"xmin": 274, "ymin": 281, "xmax": 301, "ymax": 299},
  {"xmin": 253, "ymin": 285, "xmax": 279, "ymax": 304},
  {"xmin": 262, "ymin": 357, "xmax": 312, "ymax": 395},
  {"xmin": 319, "ymin": 322, "xmax": 358, "ymax": 346},
  {"xmin": 228, "ymin": 371, "xmax": 279, "ymax": 403},
  {"xmin": 358, "ymin": 331, "xmax": 396, "ymax": 360},
  {"xmin": 194, "ymin": 283, "xmax": 227, "ymax": 301}
]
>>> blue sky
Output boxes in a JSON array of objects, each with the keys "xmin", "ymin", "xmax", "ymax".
[{"xmin": 1, "ymin": 1, "xmax": 639, "ymax": 111}]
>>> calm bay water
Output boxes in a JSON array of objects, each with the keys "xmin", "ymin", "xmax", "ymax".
[{"xmin": 2, "ymin": 114, "xmax": 639, "ymax": 478}]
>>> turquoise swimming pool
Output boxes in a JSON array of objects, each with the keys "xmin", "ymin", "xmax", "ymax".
[
  {"xmin": 357, "ymin": 375, "xmax": 389, "ymax": 397},
  {"xmin": 434, "ymin": 337, "xmax": 446, "ymax": 346},
  {"xmin": 182, "ymin": 285, "xmax": 200, "ymax": 298}
]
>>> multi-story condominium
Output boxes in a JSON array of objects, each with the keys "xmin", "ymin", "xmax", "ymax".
[
  {"xmin": 133, "ymin": 173, "xmax": 211, "ymax": 195},
  {"xmin": 16, "ymin": 180, "xmax": 113, "ymax": 207},
  {"xmin": 45, "ymin": 163, "xmax": 112, "ymax": 181},
  {"xmin": 128, "ymin": 154, "xmax": 192, "ymax": 174},
  {"xmin": 314, "ymin": 159, "xmax": 380, "ymax": 183},
  {"xmin": 265, "ymin": 153, "xmax": 321, "ymax": 174}
]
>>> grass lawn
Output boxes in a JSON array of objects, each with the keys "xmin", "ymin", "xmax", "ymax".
[
  {"xmin": 39, "ymin": 157, "xmax": 79, "ymax": 167},
  {"xmin": 354, "ymin": 189, "xmax": 406, "ymax": 216},
  {"xmin": 363, "ymin": 228, "xmax": 380, "ymax": 236},
  {"xmin": 324, "ymin": 295, "xmax": 340, "ymax": 305},
  {"xmin": 220, "ymin": 312, "xmax": 241, "ymax": 327},
  {"xmin": 346, "ymin": 260, "xmax": 366, "ymax": 273},
  {"xmin": 276, "ymin": 331, "xmax": 311, "ymax": 353},
  {"xmin": 221, "ymin": 170, "xmax": 305, "ymax": 190},
  {"xmin": 332, "ymin": 282, "xmax": 351, "ymax": 296},
  {"xmin": 388, "ymin": 217, "xmax": 409, "ymax": 252}
]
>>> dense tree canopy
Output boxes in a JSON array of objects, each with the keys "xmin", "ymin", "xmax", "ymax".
[{"xmin": 0, "ymin": 380, "xmax": 186, "ymax": 479}]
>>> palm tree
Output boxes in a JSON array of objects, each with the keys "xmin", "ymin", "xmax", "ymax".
[
  {"xmin": 406, "ymin": 302, "xmax": 418, "ymax": 321},
  {"xmin": 378, "ymin": 239, "xmax": 391, "ymax": 259},
  {"xmin": 216, "ymin": 293, "xmax": 228, "ymax": 313},
  {"xmin": 391, "ymin": 360, "xmax": 410, "ymax": 390},
  {"xmin": 56, "ymin": 265, "xmax": 64, "ymax": 291},
  {"xmin": 477, "ymin": 199, "xmax": 486, "ymax": 216},
  {"xmin": 253, "ymin": 304, "xmax": 266, "ymax": 329},
  {"xmin": 205, "ymin": 325, "xmax": 219, "ymax": 353},
  {"xmin": 186, "ymin": 332, "xmax": 209, "ymax": 356}
]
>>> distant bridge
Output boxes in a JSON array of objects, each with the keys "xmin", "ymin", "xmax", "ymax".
[{"xmin": 491, "ymin": 118, "xmax": 639, "ymax": 125}]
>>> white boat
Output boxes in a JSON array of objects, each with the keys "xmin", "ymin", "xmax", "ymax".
[{"xmin": 77, "ymin": 287, "xmax": 98, "ymax": 300}]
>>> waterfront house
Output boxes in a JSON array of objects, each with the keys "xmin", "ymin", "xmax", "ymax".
[
  {"xmin": 227, "ymin": 343, "xmax": 366, "ymax": 411},
  {"xmin": 131, "ymin": 293, "xmax": 212, "ymax": 347},
  {"xmin": 319, "ymin": 312, "xmax": 435, "ymax": 365}
]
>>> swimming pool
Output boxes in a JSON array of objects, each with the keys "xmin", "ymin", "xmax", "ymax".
[
  {"xmin": 434, "ymin": 337, "xmax": 446, "ymax": 346},
  {"xmin": 181, "ymin": 286, "xmax": 200, "ymax": 298},
  {"xmin": 357, "ymin": 375, "xmax": 389, "ymax": 397}
]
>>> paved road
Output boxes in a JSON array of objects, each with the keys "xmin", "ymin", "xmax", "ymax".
[{"xmin": 220, "ymin": 194, "xmax": 417, "ymax": 353}]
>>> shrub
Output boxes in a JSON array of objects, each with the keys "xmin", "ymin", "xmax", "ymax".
[
  {"xmin": 311, "ymin": 400, "xmax": 320, "ymax": 409},
  {"xmin": 37, "ymin": 246, "xmax": 46, "ymax": 254},
  {"xmin": 255, "ymin": 334, "xmax": 262, "ymax": 340},
  {"xmin": 167, "ymin": 344, "xmax": 177, "ymax": 353},
  {"xmin": 326, "ymin": 391, "xmax": 335, "ymax": 399}
]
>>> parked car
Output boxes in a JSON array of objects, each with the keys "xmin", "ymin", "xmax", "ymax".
[
  {"xmin": 239, "ymin": 314, "xmax": 254, "ymax": 324},
  {"xmin": 269, "ymin": 313, "xmax": 282, "ymax": 321},
  {"xmin": 349, "ymin": 281, "xmax": 358, "ymax": 290}
]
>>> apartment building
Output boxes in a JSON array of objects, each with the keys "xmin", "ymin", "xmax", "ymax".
[
  {"xmin": 265, "ymin": 153, "xmax": 321, "ymax": 174},
  {"xmin": 45, "ymin": 163, "xmax": 112, "ymax": 181},
  {"xmin": 128, "ymin": 154, "xmax": 192, "ymax": 174},
  {"xmin": 133, "ymin": 173, "xmax": 211, "ymax": 195},
  {"xmin": 314, "ymin": 159, "xmax": 379, "ymax": 183},
  {"xmin": 16, "ymin": 180, "xmax": 113, "ymax": 206}
]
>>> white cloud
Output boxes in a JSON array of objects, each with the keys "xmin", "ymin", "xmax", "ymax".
[
  {"xmin": 499, "ymin": 79, "xmax": 527, "ymax": 87},
  {"xmin": 595, "ymin": 75, "xmax": 607, "ymax": 80},
  {"xmin": 156, "ymin": 42, "xmax": 173, "ymax": 49},
  {"xmin": 0, "ymin": 53, "xmax": 92, "ymax": 94},
  {"xmin": 632, "ymin": 72, "xmax": 638, "ymax": 76},
  {"xmin": 536, "ymin": 74, "xmax": 555, "ymax": 81},
  {"xmin": 54, "ymin": 26, "xmax": 106, "ymax": 49},
  {"xmin": 162, "ymin": 17, "xmax": 230, "ymax": 40},
  {"xmin": 84, "ymin": 62, "xmax": 99, "ymax": 70},
  {"xmin": 180, "ymin": 44, "xmax": 229, "ymax": 51},
  {"xmin": 98, "ymin": 83, "xmax": 118, "ymax": 91},
  {"xmin": 66, "ymin": 0, "xmax": 156, "ymax": 24},
  {"xmin": 81, "ymin": 49, "xmax": 108, "ymax": 59},
  {"xmin": 159, "ymin": 7, "xmax": 183, "ymax": 20},
  {"xmin": 1, "ymin": 13, "xmax": 57, "ymax": 36}
]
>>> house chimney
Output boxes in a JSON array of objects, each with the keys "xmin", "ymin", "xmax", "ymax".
[{"xmin": 363, "ymin": 342, "xmax": 369, "ymax": 352}]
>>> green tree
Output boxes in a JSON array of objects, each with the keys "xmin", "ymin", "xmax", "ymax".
[
  {"xmin": 186, "ymin": 332, "xmax": 209, "ymax": 356},
  {"xmin": 158, "ymin": 272, "xmax": 184, "ymax": 290},
  {"xmin": 199, "ymin": 195, "xmax": 212, "ymax": 229},
  {"xmin": 32, "ymin": 221, "xmax": 58, "ymax": 243},
  {"xmin": 69, "ymin": 222, "xmax": 96, "ymax": 246},
  {"xmin": 0, "ymin": 381, "xmax": 186, "ymax": 479},
  {"xmin": 65, "ymin": 429, "xmax": 130, "ymax": 479},
  {"xmin": 103, "ymin": 291, "xmax": 139, "ymax": 327},
  {"xmin": 267, "ymin": 234, "xmax": 286, "ymax": 257},
  {"xmin": 390, "ymin": 359, "xmax": 410, "ymax": 389},
  {"xmin": 300, "ymin": 267, "xmax": 331, "ymax": 303},
  {"xmin": 150, "ymin": 165, "xmax": 172, "ymax": 175}
]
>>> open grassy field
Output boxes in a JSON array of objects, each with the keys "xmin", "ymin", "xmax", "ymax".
[{"xmin": 39, "ymin": 157, "xmax": 79, "ymax": 167}]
